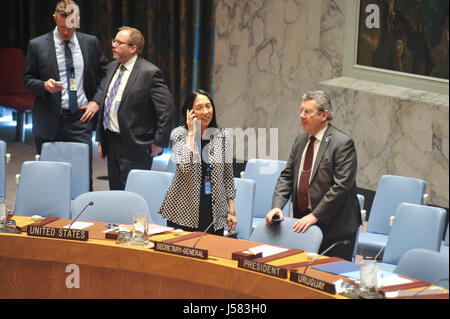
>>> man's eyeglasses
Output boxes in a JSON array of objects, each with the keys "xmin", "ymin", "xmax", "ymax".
[{"xmin": 112, "ymin": 39, "xmax": 131, "ymax": 46}]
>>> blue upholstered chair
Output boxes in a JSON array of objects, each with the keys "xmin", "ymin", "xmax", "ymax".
[
  {"xmin": 377, "ymin": 203, "xmax": 446, "ymax": 272},
  {"xmin": 352, "ymin": 194, "xmax": 365, "ymax": 261},
  {"xmin": 124, "ymin": 169, "xmax": 174, "ymax": 226},
  {"xmin": 440, "ymin": 226, "xmax": 449, "ymax": 256},
  {"xmin": 71, "ymin": 190, "xmax": 149, "ymax": 225},
  {"xmin": 357, "ymin": 175, "xmax": 427, "ymax": 259},
  {"xmin": 394, "ymin": 248, "xmax": 449, "ymax": 290},
  {"xmin": 0, "ymin": 140, "xmax": 7, "ymax": 200},
  {"xmin": 14, "ymin": 161, "xmax": 71, "ymax": 218},
  {"xmin": 39, "ymin": 142, "xmax": 89, "ymax": 200},
  {"xmin": 227, "ymin": 177, "xmax": 256, "ymax": 240},
  {"xmin": 249, "ymin": 217, "xmax": 323, "ymax": 253},
  {"xmin": 241, "ymin": 159, "xmax": 289, "ymax": 229}
]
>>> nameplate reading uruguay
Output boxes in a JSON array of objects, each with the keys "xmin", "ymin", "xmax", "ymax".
[
  {"xmin": 290, "ymin": 271, "xmax": 336, "ymax": 294},
  {"xmin": 238, "ymin": 258, "xmax": 287, "ymax": 279},
  {"xmin": 154, "ymin": 241, "xmax": 208, "ymax": 260},
  {"xmin": 26, "ymin": 225, "xmax": 89, "ymax": 241}
]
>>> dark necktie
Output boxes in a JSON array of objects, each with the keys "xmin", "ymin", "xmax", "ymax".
[
  {"xmin": 64, "ymin": 40, "xmax": 78, "ymax": 113},
  {"xmin": 297, "ymin": 136, "xmax": 316, "ymax": 212},
  {"xmin": 103, "ymin": 65, "xmax": 126, "ymax": 129}
]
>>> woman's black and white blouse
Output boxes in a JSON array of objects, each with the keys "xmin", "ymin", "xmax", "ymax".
[{"xmin": 158, "ymin": 126, "xmax": 236, "ymax": 231}]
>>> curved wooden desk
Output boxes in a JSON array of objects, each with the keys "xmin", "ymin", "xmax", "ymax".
[{"xmin": 0, "ymin": 229, "xmax": 340, "ymax": 299}]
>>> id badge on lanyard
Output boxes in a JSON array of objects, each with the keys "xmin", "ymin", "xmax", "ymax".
[
  {"xmin": 69, "ymin": 67, "xmax": 77, "ymax": 92},
  {"xmin": 203, "ymin": 166, "xmax": 212, "ymax": 195}
]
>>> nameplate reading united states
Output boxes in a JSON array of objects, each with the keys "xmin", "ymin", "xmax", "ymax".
[
  {"xmin": 290, "ymin": 271, "xmax": 336, "ymax": 294},
  {"xmin": 153, "ymin": 241, "xmax": 208, "ymax": 260},
  {"xmin": 238, "ymin": 258, "xmax": 287, "ymax": 279},
  {"xmin": 26, "ymin": 225, "xmax": 89, "ymax": 241}
]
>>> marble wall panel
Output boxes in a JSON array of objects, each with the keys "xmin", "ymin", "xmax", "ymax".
[{"xmin": 214, "ymin": 0, "xmax": 449, "ymax": 207}]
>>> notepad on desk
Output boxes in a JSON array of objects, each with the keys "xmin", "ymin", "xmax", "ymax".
[
  {"xmin": 63, "ymin": 221, "xmax": 94, "ymax": 230},
  {"xmin": 312, "ymin": 260, "xmax": 360, "ymax": 275},
  {"xmin": 243, "ymin": 245, "xmax": 288, "ymax": 258}
]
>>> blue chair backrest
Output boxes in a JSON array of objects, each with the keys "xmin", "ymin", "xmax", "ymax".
[
  {"xmin": 367, "ymin": 175, "xmax": 427, "ymax": 235},
  {"xmin": 71, "ymin": 190, "xmax": 149, "ymax": 225},
  {"xmin": 382, "ymin": 202, "xmax": 446, "ymax": 265},
  {"xmin": 394, "ymin": 248, "xmax": 449, "ymax": 290},
  {"xmin": 125, "ymin": 169, "xmax": 174, "ymax": 226},
  {"xmin": 0, "ymin": 140, "xmax": 6, "ymax": 199},
  {"xmin": 352, "ymin": 194, "xmax": 365, "ymax": 260},
  {"xmin": 40, "ymin": 142, "xmax": 89, "ymax": 200},
  {"xmin": 244, "ymin": 159, "xmax": 287, "ymax": 218},
  {"xmin": 233, "ymin": 178, "xmax": 256, "ymax": 240},
  {"xmin": 14, "ymin": 161, "xmax": 71, "ymax": 218},
  {"xmin": 166, "ymin": 153, "xmax": 177, "ymax": 173},
  {"xmin": 249, "ymin": 217, "xmax": 323, "ymax": 253}
]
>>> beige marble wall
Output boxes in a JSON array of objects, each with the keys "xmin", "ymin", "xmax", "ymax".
[{"xmin": 214, "ymin": 0, "xmax": 449, "ymax": 207}]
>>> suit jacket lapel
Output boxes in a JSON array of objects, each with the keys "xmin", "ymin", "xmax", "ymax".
[
  {"xmin": 76, "ymin": 32, "xmax": 88, "ymax": 80},
  {"xmin": 102, "ymin": 61, "xmax": 120, "ymax": 105},
  {"xmin": 310, "ymin": 125, "xmax": 333, "ymax": 183},
  {"xmin": 293, "ymin": 135, "xmax": 309, "ymax": 196},
  {"xmin": 46, "ymin": 32, "xmax": 61, "ymax": 106},
  {"xmin": 119, "ymin": 57, "xmax": 142, "ymax": 109}
]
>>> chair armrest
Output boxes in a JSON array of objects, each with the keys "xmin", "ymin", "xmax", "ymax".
[
  {"xmin": 360, "ymin": 209, "xmax": 367, "ymax": 222},
  {"xmin": 224, "ymin": 232, "xmax": 237, "ymax": 239},
  {"xmin": 389, "ymin": 215, "xmax": 395, "ymax": 227}
]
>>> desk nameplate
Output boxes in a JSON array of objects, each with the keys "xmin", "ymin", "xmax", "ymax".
[
  {"xmin": 238, "ymin": 258, "xmax": 288, "ymax": 279},
  {"xmin": 290, "ymin": 271, "xmax": 336, "ymax": 294},
  {"xmin": 26, "ymin": 225, "xmax": 89, "ymax": 241},
  {"xmin": 153, "ymin": 241, "xmax": 208, "ymax": 260}
]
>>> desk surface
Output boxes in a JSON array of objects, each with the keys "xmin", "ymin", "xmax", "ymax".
[
  {"xmin": 1, "ymin": 217, "xmax": 446, "ymax": 299},
  {"xmin": 0, "ymin": 216, "xmax": 343, "ymax": 299}
]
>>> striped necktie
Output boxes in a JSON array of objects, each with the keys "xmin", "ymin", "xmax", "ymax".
[{"xmin": 103, "ymin": 65, "xmax": 125, "ymax": 129}]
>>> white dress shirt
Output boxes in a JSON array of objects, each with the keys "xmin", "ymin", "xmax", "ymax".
[
  {"xmin": 104, "ymin": 55, "xmax": 138, "ymax": 133},
  {"xmin": 53, "ymin": 28, "xmax": 87, "ymax": 110},
  {"xmin": 297, "ymin": 125, "xmax": 329, "ymax": 210}
]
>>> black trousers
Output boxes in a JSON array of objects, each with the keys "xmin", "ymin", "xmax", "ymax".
[
  {"xmin": 104, "ymin": 129, "xmax": 153, "ymax": 190},
  {"xmin": 34, "ymin": 109, "xmax": 94, "ymax": 191}
]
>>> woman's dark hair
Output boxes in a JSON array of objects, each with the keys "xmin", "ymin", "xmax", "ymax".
[{"xmin": 181, "ymin": 89, "xmax": 218, "ymax": 129}]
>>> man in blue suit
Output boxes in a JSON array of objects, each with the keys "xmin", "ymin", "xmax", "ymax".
[{"xmin": 23, "ymin": 0, "xmax": 108, "ymax": 190}]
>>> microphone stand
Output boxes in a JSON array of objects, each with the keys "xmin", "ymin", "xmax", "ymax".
[
  {"xmin": 303, "ymin": 240, "xmax": 350, "ymax": 274},
  {"xmin": 68, "ymin": 201, "xmax": 94, "ymax": 229}
]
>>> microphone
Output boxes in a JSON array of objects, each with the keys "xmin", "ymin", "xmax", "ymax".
[
  {"xmin": 193, "ymin": 211, "xmax": 228, "ymax": 248},
  {"xmin": 68, "ymin": 201, "xmax": 94, "ymax": 229},
  {"xmin": 374, "ymin": 245, "xmax": 385, "ymax": 261},
  {"xmin": 303, "ymin": 240, "xmax": 350, "ymax": 274}
]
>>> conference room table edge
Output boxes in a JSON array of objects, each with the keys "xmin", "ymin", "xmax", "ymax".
[{"xmin": 0, "ymin": 230, "xmax": 342, "ymax": 299}]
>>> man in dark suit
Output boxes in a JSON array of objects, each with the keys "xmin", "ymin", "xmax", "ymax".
[
  {"xmin": 23, "ymin": 0, "xmax": 108, "ymax": 190},
  {"xmin": 96, "ymin": 26, "xmax": 174, "ymax": 190},
  {"xmin": 266, "ymin": 91, "xmax": 361, "ymax": 261}
]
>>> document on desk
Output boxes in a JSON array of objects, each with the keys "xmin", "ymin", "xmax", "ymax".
[
  {"xmin": 243, "ymin": 245, "xmax": 288, "ymax": 257},
  {"xmin": 63, "ymin": 222, "xmax": 94, "ymax": 230},
  {"xmin": 340, "ymin": 270, "xmax": 413, "ymax": 287},
  {"xmin": 148, "ymin": 225, "xmax": 174, "ymax": 235}
]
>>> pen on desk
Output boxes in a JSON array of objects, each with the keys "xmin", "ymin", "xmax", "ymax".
[{"xmin": 247, "ymin": 248, "xmax": 256, "ymax": 255}]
